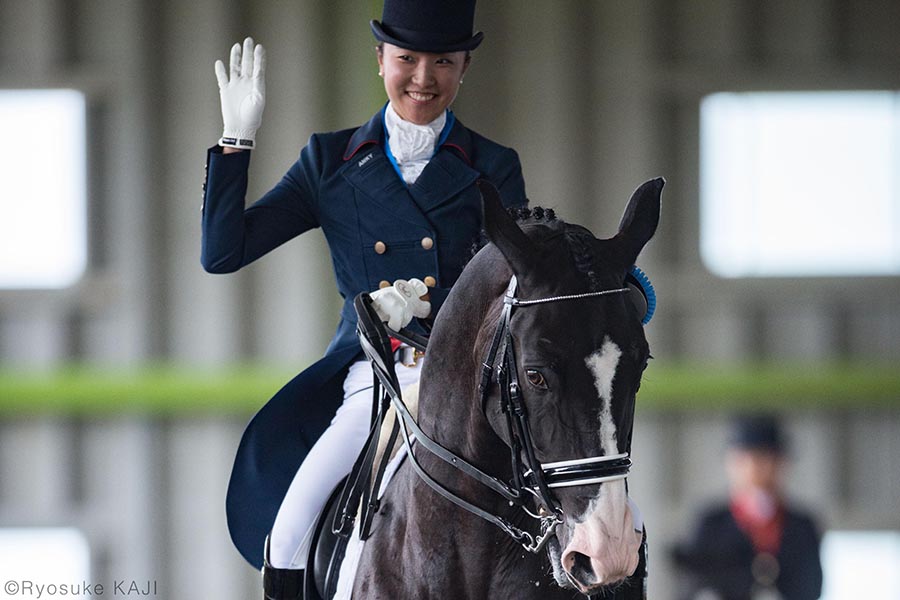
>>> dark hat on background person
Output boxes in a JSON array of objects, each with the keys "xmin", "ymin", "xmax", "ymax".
[
  {"xmin": 728, "ymin": 414, "xmax": 788, "ymax": 454},
  {"xmin": 371, "ymin": 0, "xmax": 484, "ymax": 53}
]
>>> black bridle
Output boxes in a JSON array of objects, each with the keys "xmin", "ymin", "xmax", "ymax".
[
  {"xmin": 474, "ymin": 275, "xmax": 634, "ymax": 549},
  {"xmin": 336, "ymin": 275, "xmax": 634, "ymax": 554}
]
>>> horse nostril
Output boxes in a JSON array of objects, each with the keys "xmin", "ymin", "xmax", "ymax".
[{"xmin": 565, "ymin": 551, "xmax": 596, "ymax": 586}]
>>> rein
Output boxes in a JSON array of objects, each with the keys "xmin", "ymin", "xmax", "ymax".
[{"xmin": 336, "ymin": 276, "xmax": 633, "ymax": 554}]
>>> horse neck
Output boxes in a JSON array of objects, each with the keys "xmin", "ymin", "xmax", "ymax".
[
  {"xmin": 416, "ymin": 266, "xmax": 512, "ymax": 487},
  {"xmin": 402, "ymin": 276, "xmax": 556, "ymax": 593}
]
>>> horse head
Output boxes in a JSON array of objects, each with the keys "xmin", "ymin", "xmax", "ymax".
[{"xmin": 473, "ymin": 179, "xmax": 663, "ymax": 595}]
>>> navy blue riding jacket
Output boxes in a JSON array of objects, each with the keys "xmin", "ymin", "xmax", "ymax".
[{"xmin": 201, "ymin": 107, "xmax": 527, "ymax": 568}]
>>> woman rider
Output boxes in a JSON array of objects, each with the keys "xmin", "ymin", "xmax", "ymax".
[{"xmin": 201, "ymin": 0, "xmax": 527, "ymax": 597}]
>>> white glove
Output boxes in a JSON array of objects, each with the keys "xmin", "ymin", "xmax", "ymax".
[
  {"xmin": 370, "ymin": 278, "xmax": 431, "ymax": 330},
  {"xmin": 214, "ymin": 37, "xmax": 266, "ymax": 150}
]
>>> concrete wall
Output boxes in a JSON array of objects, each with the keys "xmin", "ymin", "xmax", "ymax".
[{"xmin": 2, "ymin": 1, "xmax": 900, "ymax": 598}]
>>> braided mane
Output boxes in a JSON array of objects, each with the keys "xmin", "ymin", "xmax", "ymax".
[{"xmin": 467, "ymin": 206, "xmax": 605, "ymax": 291}]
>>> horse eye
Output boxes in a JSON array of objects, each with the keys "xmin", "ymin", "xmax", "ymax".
[{"xmin": 525, "ymin": 369, "xmax": 548, "ymax": 389}]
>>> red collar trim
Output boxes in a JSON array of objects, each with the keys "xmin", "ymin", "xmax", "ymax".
[
  {"xmin": 441, "ymin": 142, "xmax": 472, "ymax": 165},
  {"xmin": 343, "ymin": 140, "xmax": 379, "ymax": 161}
]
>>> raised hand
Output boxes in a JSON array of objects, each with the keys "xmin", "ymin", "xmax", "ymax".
[{"xmin": 215, "ymin": 37, "xmax": 266, "ymax": 150}]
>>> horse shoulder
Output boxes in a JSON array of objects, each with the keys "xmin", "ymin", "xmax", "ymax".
[{"xmin": 351, "ymin": 460, "xmax": 423, "ymax": 597}]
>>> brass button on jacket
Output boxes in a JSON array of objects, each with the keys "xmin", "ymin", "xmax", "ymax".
[
  {"xmin": 378, "ymin": 280, "xmax": 391, "ymax": 289},
  {"xmin": 421, "ymin": 237, "xmax": 434, "ymax": 250},
  {"xmin": 423, "ymin": 276, "xmax": 437, "ymax": 288},
  {"xmin": 374, "ymin": 241, "xmax": 387, "ymax": 254}
]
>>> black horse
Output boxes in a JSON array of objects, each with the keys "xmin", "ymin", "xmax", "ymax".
[{"xmin": 349, "ymin": 178, "xmax": 663, "ymax": 599}]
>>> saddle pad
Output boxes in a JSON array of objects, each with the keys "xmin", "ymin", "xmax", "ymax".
[{"xmin": 333, "ymin": 444, "xmax": 409, "ymax": 600}]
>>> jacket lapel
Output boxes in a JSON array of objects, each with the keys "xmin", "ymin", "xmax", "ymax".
[
  {"xmin": 340, "ymin": 111, "xmax": 431, "ymax": 228},
  {"xmin": 341, "ymin": 111, "xmax": 481, "ymax": 225},
  {"xmin": 408, "ymin": 118, "xmax": 480, "ymax": 213}
]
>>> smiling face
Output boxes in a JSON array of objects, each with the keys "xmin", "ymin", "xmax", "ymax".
[{"xmin": 377, "ymin": 43, "xmax": 470, "ymax": 124}]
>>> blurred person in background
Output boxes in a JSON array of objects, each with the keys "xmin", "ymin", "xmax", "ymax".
[
  {"xmin": 200, "ymin": 0, "xmax": 526, "ymax": 598},
  {"xmin": 671, "ymin": 414, "xmax": 823, "ymax": 600}
]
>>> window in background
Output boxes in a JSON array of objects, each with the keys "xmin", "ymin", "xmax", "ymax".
[
  {"xmin": 0, "ymin": 528, "xmax": 91, "ymax": 591},
  {"xmin": 821, "ymin": 530, "xmax": 900, "ymax": 599},
  {"xmin": 700, "ymin": 91, "xmax": 900, "ymax": 277},
  {"xmin": 0, "ymin": 89, "xmax": 87, "ymax": 289}
]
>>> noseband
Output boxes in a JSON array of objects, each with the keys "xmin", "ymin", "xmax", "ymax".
[{"xmin": 342, "ymin": 275, "xmax": 634, "ymax": 554}]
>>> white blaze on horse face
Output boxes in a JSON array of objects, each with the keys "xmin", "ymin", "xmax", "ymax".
[
  {"xmin": 584, "ymin": 337, "xmax": 622, "ymax": 455},
  {"xmin": 558, "ymin": 338, "xmax": 641, "ymax": 591}
]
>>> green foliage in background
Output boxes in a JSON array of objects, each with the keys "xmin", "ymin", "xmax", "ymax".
[
  {"xmin": 0, "ymin": 365, "xmax": 294, "ymax": 416},
  {"xmin": 1, "ymin": 362, "xmax": 898, "ymax": 416},
  {"xmin": 638, "ymin": 363, "xmax": 900, "ymax": 412}
]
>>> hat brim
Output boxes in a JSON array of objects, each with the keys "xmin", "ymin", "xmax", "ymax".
[{"xmin": 371, "ymin": 20, "xmax": 483, "ymax": 53}]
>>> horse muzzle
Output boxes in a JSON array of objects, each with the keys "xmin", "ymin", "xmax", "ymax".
[{"xmin": 557, "ymin": 482, "xmax": 643, "ymax": 593}]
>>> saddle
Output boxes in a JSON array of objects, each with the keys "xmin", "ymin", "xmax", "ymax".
[{"xmin": 302, "ymin": 481, "xmax": 348, "ymax": 600}]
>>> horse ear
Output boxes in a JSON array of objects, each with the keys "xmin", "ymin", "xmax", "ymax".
[
  {"xmin": 613, "ymin": 177, "xmax": 664, "ymax": 267},
  {"xmin": 478, "ymin": 179, "xmax": 537, "ymax": 273}
]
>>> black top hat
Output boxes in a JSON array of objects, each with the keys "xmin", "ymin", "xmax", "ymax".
[
  {"xmin": 371, "ymin": 0, "xmax": 484, "ymax": 53},
  {"xmin": 729, "ymin": 414, "xmax": 787, "ymax": 454}
]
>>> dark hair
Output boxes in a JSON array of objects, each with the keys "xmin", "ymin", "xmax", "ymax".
[{"xmin": 376, "ymin": 42, "xmax": 472, "ymax": 62}]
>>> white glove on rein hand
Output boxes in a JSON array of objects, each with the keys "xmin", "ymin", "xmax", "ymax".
[
  {"xmin": 370, "ymin": 279, "xmax": 431, "ymax": 331},
  {"xmin": 215, "ymin": 37, "xmax": 266, "ymax": 150}
]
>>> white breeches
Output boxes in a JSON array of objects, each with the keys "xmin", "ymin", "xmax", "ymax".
[{"xmin": 268, "ymin": 356, "xmax": 423, "ymax": 569}]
